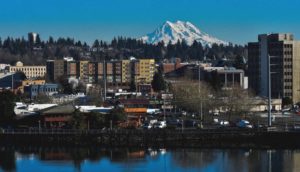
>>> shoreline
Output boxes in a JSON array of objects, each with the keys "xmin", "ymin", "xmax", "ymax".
[{"xmin": 1, "ymin": 129, "xmax": 300, "ymax": 149}]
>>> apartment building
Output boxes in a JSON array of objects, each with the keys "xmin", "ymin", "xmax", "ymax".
[{"xmin": 46, "ymin": 58, "xmax": 156, "ymax": 87}]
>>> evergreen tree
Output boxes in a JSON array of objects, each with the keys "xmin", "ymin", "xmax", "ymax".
[
  {"xmin": 0, "ymin": 91, "xmax": 17, "ymax": 125},
  {"xmin": 129, "ymin": 80, "xmax": 136, "ymax": 92},
  {"xmin": 75, "ymin": 41, "xmax": 82, "ymax": 47},
  {"xmin": 70, "ymin": 109, "xmax": 86, "ymax": 129},
  {"xmin": 282, "ymin": 97, "xmax": 293, "ymax": 107},
  {"xmin": 234, "ymin": 55, "xmax": 247, "ymax": 70},
  {"xmin": 35, "ymin": 34, "xmax": 41, "ymax": 45},
  {"xmin": 106, "ymin": 107, "xmax": 126, "ymax": 126},
  {"xmin": 93, "ymin": 39, "xmax": 100, "ymax": 47},
  {"xmin": 208, "ymin": 70, "xmax": 222, "ymax": 91},
  {"xmin": 151, "ymin": 68, "xmax": 166, "ymax": 92},
  {"xmin": 48, "ymin": 36, "xmax": 54, "ymax": 44}
]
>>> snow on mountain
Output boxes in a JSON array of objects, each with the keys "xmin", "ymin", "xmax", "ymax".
[{"xmin": 141, "ymin": 20, "xmax": 228, "ymax": 46}]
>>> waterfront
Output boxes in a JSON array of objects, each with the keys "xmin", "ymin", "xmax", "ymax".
[{"xmin": 1, "ymin": 147, "xmax": 300, "ymax": 172}]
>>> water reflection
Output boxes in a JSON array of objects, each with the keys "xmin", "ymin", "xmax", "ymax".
[{"xmin": 1, "ymin": 147, "xmax": 300, "ymax": 172}]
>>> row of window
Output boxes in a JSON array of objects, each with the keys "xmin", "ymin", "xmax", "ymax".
[
  {"xmin": 284, "ymin": 58, "xmax": 292, "ymax": 62},
  {"xmin": 284, "ymin": 85, "xmax": 292, "ymax": 89},
  {"xmin": 284, "ymin": 72, "xmax": 292, "ymax": 76},
  {"xmin": 284, "ymin": 51, "xmax": 293, "ymax": 55},
  {"xmin": 12, "ymin": 68, "xmax": 45, "ymax": 71},
  {"xmin": 31, "ymin": 88, "xmax": 57, "ymax": 92},
  {"xmin": 285, "ymin": 93, "xmax": 292, "ymax": 97}
]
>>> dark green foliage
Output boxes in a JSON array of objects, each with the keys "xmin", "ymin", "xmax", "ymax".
[
  {"xmin": 35, "ymin": 34, "xmax": 41, "ymax": 45},
  {"xmin": 0, "ymin": 91, "xmax": 17, "ymax": 124},
  {"xmin": 129, "ymin": 79, "xmax": 136, "ymax": 92},
  {"xmin": 106, "ymin": 108, "xmax": 126, "ymax": 125},
  {"xmin": 48, "ymin": 36, "xmax": 54, "ymax": 44},
  {"xmin": 208, "ymin": 70, "xmax": 222, "ymax": 91},
  {"xmin": 234, "ymin": 55, "xmax": 247, "ymax": 70},
  {"xmin": 57, "ymin": 75, "xmax": 74, "ymax": 94},
  {"xmin": 70, "ymin": 109, "xmax": 86, "ymax": 129},
  {"xmin": 15, "ymin": 71, "xmax": 27, "ymax": 81},
  {"xmin": 87, "ymin": 112, "xmax": 105, "ymax": 129},
  {"xmin": 0, "ymin": 35, "xmax": 245, "ymax": 65},
  {"xmin": 93, "ymin": 39, "xmax": 100, "ymax": 47},
  {"xmin": 282, "ymin": 97, "xmax": 293, "ymax": 107},
  {"xmin": 151, "ymin": 68, "xmax": 166, "ymax": 92}
]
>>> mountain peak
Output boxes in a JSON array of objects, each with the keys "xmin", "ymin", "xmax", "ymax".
[{"xmin": 141, "ymin": 20, "xmax": 228, "ymax": 46}]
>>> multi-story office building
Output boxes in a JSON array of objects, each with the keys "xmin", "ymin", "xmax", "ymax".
[
  {"xmin": 248, "ymin": 33, "xmax": 300, "ymax": 103},
  {"xmin": 46, "ymin": 60, "xmax": 65, "ymax": 82},
  {"xmin": 46, "ymin": 57, "xmax": 78, "ymax": 82},
  {"xmin": 9, "ymin": 61, "xmax": 46, "ymax": 79}
]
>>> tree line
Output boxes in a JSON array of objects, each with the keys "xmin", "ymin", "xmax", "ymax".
[{"xmin": 0, "ymin": 36, "xmax": 246, "ymax": 67}]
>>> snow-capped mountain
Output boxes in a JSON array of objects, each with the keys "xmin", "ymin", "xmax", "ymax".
[{"xmin": 141, "ymin": 20, "xmax": 228, "ymax": 46}]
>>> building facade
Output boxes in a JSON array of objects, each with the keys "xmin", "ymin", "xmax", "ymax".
[
  {"xmin": 46, "ymin": 57, "xmax": 77, "ymax": 82},
  {"xmin": 18, "ymin": 79, "xmax": 46, "ymax": 93},
  {"xmin": 24, "ymin": 83, "xmax": 58, "ymax": 99},
  {"xmin": 248, "ymin": 33, "xmax": 300, "ymax": 103},
  {"xmin": 202, "ymin": 67, "xmax": 247, "ymax": 89},
  {"xmin": 46, "ymin": 58, "xmax": 156, "ymax": 87},
  {"xmin": 9, "ymin": 61, "xmax": 46, "ymax": 79}
]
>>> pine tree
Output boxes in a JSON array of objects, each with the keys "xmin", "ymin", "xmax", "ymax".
[
  {"xmin": 234, "ymin": 55, "xmax": 246, "ymax": 70},
  {"xmin": 93, "ymin": 39, "xmax": 100, "ymax": 47},
  {"xmin": 48, "ymin": 36, "xmax": 54, "ymax": 44},
  {"xmin": 129, "ymin": 79, "xmax": 136, "ymax": 92},
  {"xmin": 151, "ymin": 68, "xmax": 166, "ymax": 92},
  {"xmin": 0, "ymin": 91, "xmax": 17, "ymax": 125},
  {"xmin": 35, "ymin": 34, "xmax": 41, "ymax": 45}
]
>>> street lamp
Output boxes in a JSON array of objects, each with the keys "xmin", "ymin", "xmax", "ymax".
[
  {"xmin": 268, "ymin": 55, "xmax": 280, "ymax": 127},
  {"xmin": 267, "ymin": 54, "xmax": 272, "ymax": 127}
]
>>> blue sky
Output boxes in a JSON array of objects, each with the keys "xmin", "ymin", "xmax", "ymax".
[{"xmin": 0, "ymin": 0, "xmax": 299, "ymax": 45}]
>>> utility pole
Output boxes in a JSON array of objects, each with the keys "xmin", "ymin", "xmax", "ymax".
[
  {"xmin": 163, "ymin": 98, "xmax": 166, "ymax": 121},
  {"xmin": 199, "ymin": 64, "xmax": 203, "ymax": 128},
  {"xmin": 11, "ymin": 73, "xmax": 14, "ymax": 92},
  {"xmin": 103, "ymin": 59, "xmax": 107, "ymax": 101}
]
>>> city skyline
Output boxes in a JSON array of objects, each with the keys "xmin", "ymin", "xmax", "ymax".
[{"xmin": 0, "ymin": 0, "xmax": 300, "ymax": 45}]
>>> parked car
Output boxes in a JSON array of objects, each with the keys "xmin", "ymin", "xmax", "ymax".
[
  {"xmin": 219, "ymin": 120, "xmax": 230, "ymax": 126},
  {"xmin": 153, "ymin": 121, "xmax": 167, "ymax": 129},
  {"xmin": 142, "ymin": 122, "xmax": 152, "ymax": 129},
  {"xmin": 236, "ymin": 120, "xmax": 253, "ymax": 129}
]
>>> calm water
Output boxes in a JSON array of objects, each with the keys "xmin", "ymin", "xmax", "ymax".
[{"xmin": 0, "ymin": 147, "xmax": 299, "ymax": 172}]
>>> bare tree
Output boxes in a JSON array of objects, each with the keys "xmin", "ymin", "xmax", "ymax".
[
  {"xmin": 171, "ymin": 79, "xmax": 255, "ymax": 122},
  {"xmin": 217, "ymin": 85, "xmax": 254, "ymax": 121},
  {"xmin": 171, "ymin": 78, "xmax": 213, "ymax": 117}
]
